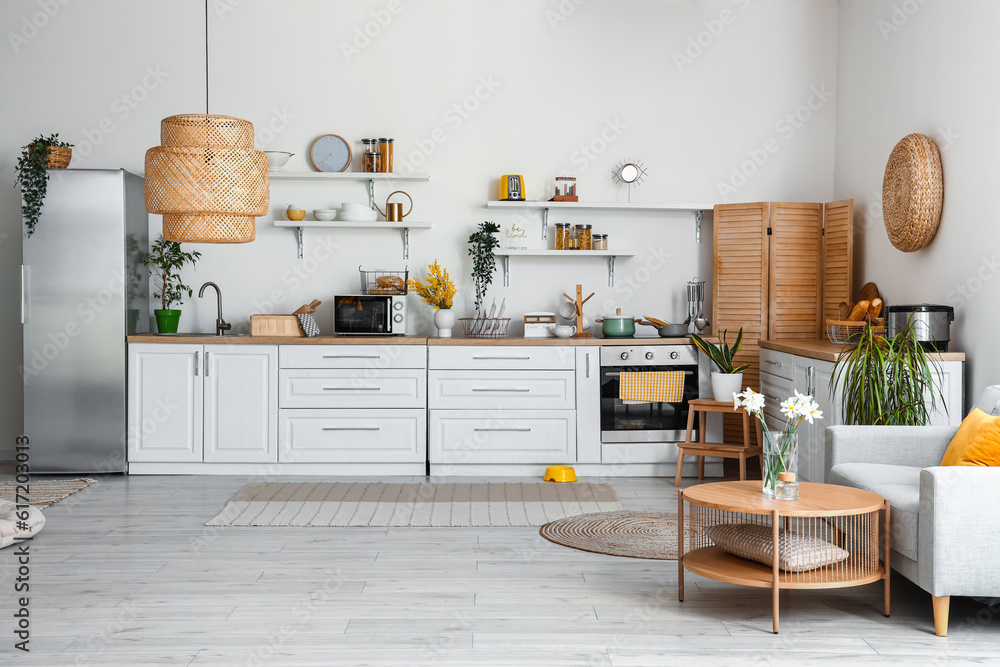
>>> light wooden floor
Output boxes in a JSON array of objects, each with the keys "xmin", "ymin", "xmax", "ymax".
[{"xmin": 1, "ymin": 468, "xmax": 998, "ymax": 666}]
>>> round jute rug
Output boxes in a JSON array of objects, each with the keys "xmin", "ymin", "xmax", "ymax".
[{"xmin": 540, "ymin": 510, "xmax": 687, "ymax": 560}]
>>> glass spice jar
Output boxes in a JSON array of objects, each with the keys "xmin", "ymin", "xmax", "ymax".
[
  {"xmin": 593, "ymin": 233, "xmax": 607, "ymax": 250},
  {"xmin": 567, "ymin": 225, "xmax": 580, "ymax": 250},
  {"xmin": 554, "ymin": 223, "xmax": 569, "ymax": 250}
]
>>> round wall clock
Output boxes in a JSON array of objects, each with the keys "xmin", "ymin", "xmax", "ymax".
[{"xmin": 310, "ymin": 134, "xmax": 352, "ymax": 172}]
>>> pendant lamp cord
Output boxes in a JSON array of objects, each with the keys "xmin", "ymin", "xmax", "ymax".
[{"xmin": 204, "ymin": 0, "xmax": 209, "ymax": 114}]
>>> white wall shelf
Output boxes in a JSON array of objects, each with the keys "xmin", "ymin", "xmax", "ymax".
[
  {"xmin": 269, "ymin": 171, "xmax": 430, "ymax": 181},
  {"xmin": 485, "ymin": 200, "xmax": 713, "ymax": 243},
  {"xmin": 274, "ymin": 220, "xmax": 432, "ymax": 260},
  {"xmin": 493, "ymin": 249, "xmax": 640, "ymax": 287}
]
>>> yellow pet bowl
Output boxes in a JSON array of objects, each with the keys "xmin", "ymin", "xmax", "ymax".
[{"xmin": 543, "ymin": 465, "xmax": 577, "ymax": 483}]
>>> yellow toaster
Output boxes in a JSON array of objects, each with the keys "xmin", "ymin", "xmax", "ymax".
[{"xmin": 499, "ymin": 174, "xmax": 525, "ymax": 201}]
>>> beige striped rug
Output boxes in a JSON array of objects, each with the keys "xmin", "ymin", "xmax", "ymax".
[
  {"xmin": 206, "ymin": 482, "xmax": 622, "ymax": 527},
  {"xmin": 0, "ymin": 478, "xmax": 96, "ymax": 508}
]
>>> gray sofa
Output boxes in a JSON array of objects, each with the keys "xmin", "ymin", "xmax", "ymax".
[{"xmin": 825, "ymin": 385, "xmax": 1000, "ymax": 636}]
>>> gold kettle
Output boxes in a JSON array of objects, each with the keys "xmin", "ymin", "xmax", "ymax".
[{"xmin": 374, "ymin": 190, "xmax": 413, "ymax": 222}]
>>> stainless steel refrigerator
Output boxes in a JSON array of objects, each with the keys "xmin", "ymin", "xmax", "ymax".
[{"xmin": 21, "ymin": 169, "xmax": 148, "ymax": 473}]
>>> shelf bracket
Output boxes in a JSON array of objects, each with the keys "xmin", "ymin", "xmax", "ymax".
[
  {"xmin": 501, "ymin": 255, "xmax": 510, "ymax": 287},
  {"xmin": 367, "ymin": 179, "xmax": 375, "ymax": 210},
  {"xmin": 541, "ymin": 207, "xmax": 549, "ymax": 241},
  {"xmin": 694, "ymin": 210, "xmax": 702, "ymax": 243},
  {"xmin": 402, "ymin": 227, "xmax": 410, "ymax": 260},
  {"xmin": 294, "ymin": 226, "xmax": 304, "ymax": 260},
  {"xmin": 608, "ymin": 255, "xmax": 616, "ymax": 287}
]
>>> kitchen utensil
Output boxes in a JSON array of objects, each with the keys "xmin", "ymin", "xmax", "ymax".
[
  {"xmin": 658, "ymin": 323, "xmax": 689, "ymax": 337},
  {"xmin": 337, "ymin": 208, "xmax": 378, "ymax": 222},
  {"xmin": 250, "ymin": 314, "xmax": 305, "ymax": 337},
  {"xmin": 886, "ymin": 304, "xmax": 954, "ymax": 351},
  {"xmin": 595, "ymin": 308, "xmax": 641, "ymax": 338},
  {"xmin": 310, "ymin": 134, "xmax": 352, "ymax": 172},
  {"xmin": 562, "ymin": 285, "xmax": 595, "ymax": 338},
  {"xmin": 553, "ymin": 325, "xmax": 576, "ymax": 338},
  {"xmin": 498, "ymin": 174, "xmax": 525, "ymax": 201},
  {"xmin": 374, "ymin": 190, "xmax": 413, "ymax": 222},
  {"xmin": 684, "ymin": 277, "xmax": 709, "ymax": 333},
  {"xmin": 263, "ymin": 151, "xmax": 294, "ymax": 171},
  {"xmin": 313, "ymin": 209, "xmax": 337, "ymax": 221}
]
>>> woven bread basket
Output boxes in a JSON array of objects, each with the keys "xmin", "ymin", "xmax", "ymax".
[{"xmin": 882, "ymin": 133, "xmax": 943, "ymax": 252}]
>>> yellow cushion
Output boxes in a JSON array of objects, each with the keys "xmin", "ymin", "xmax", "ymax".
[{"xmin": 941, "ymin": 408, "xmax": 1000, "ymax": 466}]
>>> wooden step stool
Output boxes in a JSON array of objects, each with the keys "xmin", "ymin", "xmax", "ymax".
[{"xmin": 674, "ymin": 398, "xmax": 763, "ymax": 487}]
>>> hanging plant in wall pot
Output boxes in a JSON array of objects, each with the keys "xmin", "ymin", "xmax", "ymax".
[
  {"xmin": 139, "ymin": 235, "xmax": 202, "ymax": 334},
  {"xmin": 15, "ymin": 133, "xmax": 73, "ymax": 237}
]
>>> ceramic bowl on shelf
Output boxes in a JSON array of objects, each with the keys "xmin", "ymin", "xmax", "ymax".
[
  {"xmin": 263, "ymin": 151, "xmax": 293, "ymax": 171},
  {"xmin": 338, "ymin": 208, "xmax": 378, "ymax": 222},
  {"xmin": 340, "ymin": 202, "xmax": 369, "ymax": 212},
  {"xmin": 313, "ymin": 209, "xmax": 338, "ymax": 221}
]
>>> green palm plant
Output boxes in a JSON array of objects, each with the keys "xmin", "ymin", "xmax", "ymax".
[
  {"xmin": 691, "ymin": 328, "xmax": 750, "ymax": 374},
  {"xmin": 831, "ymin": 319, "xmax": 944, "ymax": 425}
]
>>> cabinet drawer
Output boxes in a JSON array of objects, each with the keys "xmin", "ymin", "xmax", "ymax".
[
  {"xmin": 759, "ymin": 348, "xmax": 794, "ymax": 380},
  {"xmin": 280, "ymin": 345, "xmax": 426, "ymax": 369},
  {"xmin": 428, "ymin": 410, "xmax": 575, "ymax": 464},
  {"xmin": 279, "ymin": 369, "xmax": 425, "ymax": 408},
  {"xmin": 760, "ymin": 372, "xmax": 793, "ymax": 424},
  {"xmin": 279, "ymin": 409, "xmax": 425, "ymax": 462},
  {"xmin": 428, "ymin": 370, "xmax": 575, "ymax": 410},
  {"xmin": 429, "ymin": 346, "xmax": 575, "ymax": 371}
]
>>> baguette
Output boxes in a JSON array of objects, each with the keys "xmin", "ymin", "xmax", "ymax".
[
  {"xmin": 837, "ymin": 301, "xmax": 852, "ymax": 320},
  {"xmin": 868, "ymin": 298, "xmax": 883, "ymax": 319},
  {"xmin": 847, "ymin": 300, "xmax": 870, "ymax": 321}
]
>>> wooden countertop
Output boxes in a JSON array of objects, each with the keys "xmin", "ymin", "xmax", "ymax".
[
  {"xmin": 759, "ymin": 339, "xmax": 965, "ymax": 362},
  {"xmin": 127, "ymin": 334, "xmax": 431, "ymax": 345},
  {"xmin": 127, "ymin": 334, "xmax": 695, "ymax": 347}
]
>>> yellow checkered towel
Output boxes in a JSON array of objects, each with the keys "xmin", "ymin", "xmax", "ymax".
[{"xmin": 619, "ymin": 371, "xmax": 685, "ymax": 404}]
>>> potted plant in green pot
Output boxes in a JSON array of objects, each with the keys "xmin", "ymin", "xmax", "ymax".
[
  {"xmin": 15, "ymin": 133, "xmax": 73, "ymax": 237},
  {"xmin": 140, "ymin": 235, "xmax": 202, "ymax": 333},
  {"xmin": 832, "ymin": 320, "xmax": 943, "ymax": 425},
  {"xmin": 691, "ymin": 327, "xmax": 749, "ymax": 401}
]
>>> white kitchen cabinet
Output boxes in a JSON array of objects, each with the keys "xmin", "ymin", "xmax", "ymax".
[
  {"xmin": 280, "ymin": 369, "xmax": 426, "ymax": 409},
  {"xmin": 128, "ymin": 344, "xmax": 203, "ymax": 463},
  {"xmin": 279, "ymin": 408, "xmax": 425, "ymax": 463},
  {"xmin": 429, "ymin": 410, "xmax": 576, "ymax": 464},
  {"xmin": 204, "ymin": 346, "xmax": 278, "ymax": 463},
  {"xmin": 575, "ymin": 347, "xmax": 602, "ymax": 463},
  {"xmin": 760, "ymin": 346, "xmax": 964, "ymax": 483},
  {"xmin": 428, "ymin": 345, "xmax": 575, "ymax": 371},
  {"xmin": 129, "ymin": 344, "xmax": 277, "ymax": 464},
  {"xmin": 428, "ymin": 370, "xmax": 575, "ymax": 410}
]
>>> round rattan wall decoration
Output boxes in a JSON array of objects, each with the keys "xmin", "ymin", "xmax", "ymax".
[{"xmin": 882, "ymin": 133, "xmax": 943, "ymax": 252}]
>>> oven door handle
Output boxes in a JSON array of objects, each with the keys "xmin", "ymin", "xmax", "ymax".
[{"xmin": 604, "ymin": 371, "xmax": 695, "ymax": 377}]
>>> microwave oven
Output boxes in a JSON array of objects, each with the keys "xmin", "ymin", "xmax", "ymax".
[{"xmin": 332, "ymin": 294, "xmax": 407, "ymax": 335}]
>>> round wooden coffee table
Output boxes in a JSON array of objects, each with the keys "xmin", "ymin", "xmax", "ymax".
[{"xmin": 678, "ymin": 480, "xmax": 890, "ymax": 633}]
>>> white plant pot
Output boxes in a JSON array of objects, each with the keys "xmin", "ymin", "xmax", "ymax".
[
  {"xmin": 434, "ymin": 308, "xmax": 456, "ymax": 338},
  {"xmin": 711, "ymin": 372, "xmax": 744, "ymax": 402}
]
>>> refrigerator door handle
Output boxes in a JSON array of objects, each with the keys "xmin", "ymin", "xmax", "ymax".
[{"xmin": 20, "ymin": 265, "xmax": 25, "ymax": 324}]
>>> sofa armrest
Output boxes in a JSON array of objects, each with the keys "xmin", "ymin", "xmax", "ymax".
[
  {"xmin": 825, "ymin": 424, "xmax": 958, "ymax": 476},
  {"xmin": 918, "ymin": 467, "xmax": 1000, "ymax": 597}
]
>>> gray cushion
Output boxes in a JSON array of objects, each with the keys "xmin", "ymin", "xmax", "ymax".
[
  {"xmin": 829, "ymin": 463, "xmax": 920, "ymax": 561},
  {"xmin": 974, "ymin": 385, "xmax": 1000, "ymax": 416}
]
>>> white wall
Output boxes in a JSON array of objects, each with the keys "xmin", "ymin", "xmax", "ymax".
[
  {"xmin": 834, "ymin": 0, "xmax": 1000, "ymax": 405},
  {"xmin": 0, "ymin": 0, "xmax": 839, "ymax": 454}
]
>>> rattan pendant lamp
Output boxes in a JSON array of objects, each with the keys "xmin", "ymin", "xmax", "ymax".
[{"xmin": 145, "ymin": 114, "xmax": 269, "ymax": 243}]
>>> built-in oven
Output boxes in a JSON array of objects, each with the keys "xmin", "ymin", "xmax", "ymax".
[
  {"xmin": 332, "ymin": 294, "xmax": 407, "ymax": 335},
  {"xmin": 600, "ymin": 344, "xmax": 699, "ymax": 443}
]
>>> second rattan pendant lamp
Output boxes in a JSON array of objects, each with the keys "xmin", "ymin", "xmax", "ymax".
[{"xmin": 145, "ymin": 114, "xmax": 269, "ymax": 243}]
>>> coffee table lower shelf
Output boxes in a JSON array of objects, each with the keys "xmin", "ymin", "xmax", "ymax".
[{"xmin": 683, "ymin": 546, "xmax": 885, "ymax": 589}]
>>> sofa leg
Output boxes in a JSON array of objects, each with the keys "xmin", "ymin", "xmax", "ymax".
[{"xmin": 932, "ymin": 595, "xmax": 950, "ymax": 637}]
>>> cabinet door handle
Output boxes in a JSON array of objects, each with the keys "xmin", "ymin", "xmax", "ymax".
[
  {"xmin": 586, "ymin": 352, "xmax": 591, "ymax": 378},
  {"xmin": 807, "ymin": 366, "xmax": 815, "ymax": 395},
  {"xmin": 765, "ymin": 360, "xmax": 783, "ymax": 366},
  {"xmin": 323, "ymin": 386, "xmax": 381, "ymax": 391},
  {"xmin": 322, "ymin": 354, "xmax": 382, "ymax": 359},
  {"xmin": 20, "ymin": 265, "xmax": 26, "ymax": 325},
  {"xmin": 194, "ymin": 351, "xmax": 199, "ymax": 376},
  {"xmin": 205, "ymin": 351, "xmax": 210, "ymax": 377},
  {"xmin": 471, "ymin": 388, "xmax": 530, "ymax": 393},
  {"xmin": 323, "ymin": 426, "xmax": 381, "ymax": 431},
  {"xmin": 474, "ymin": 427, "xmax": 531, "ymax": 432},
  {"xmin": 472, "ymin": 355, "xmax": 531, "ymax": 360}
]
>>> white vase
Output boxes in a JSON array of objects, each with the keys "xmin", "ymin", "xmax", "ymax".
[
  {"xmin": 711, "ymin": 372, "xmax": 744, "ymax": 402},
  {"xmin": 434, "ymin": 308, "xmax": 456, "ymax": 338}
]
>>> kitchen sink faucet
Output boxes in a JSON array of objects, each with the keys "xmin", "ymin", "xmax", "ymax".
[{"xmin": 199, "ymin": 282, "xmax": 232, "ymax": 336}]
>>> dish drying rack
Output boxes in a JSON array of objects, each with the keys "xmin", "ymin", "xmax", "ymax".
[
  {"xmin": 359, "ymin": 266, "xmax": 408, "ymax": 295},
  {"xmin": 459, "ymin": 317, "xmax": 510, "ymax": 338}
]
